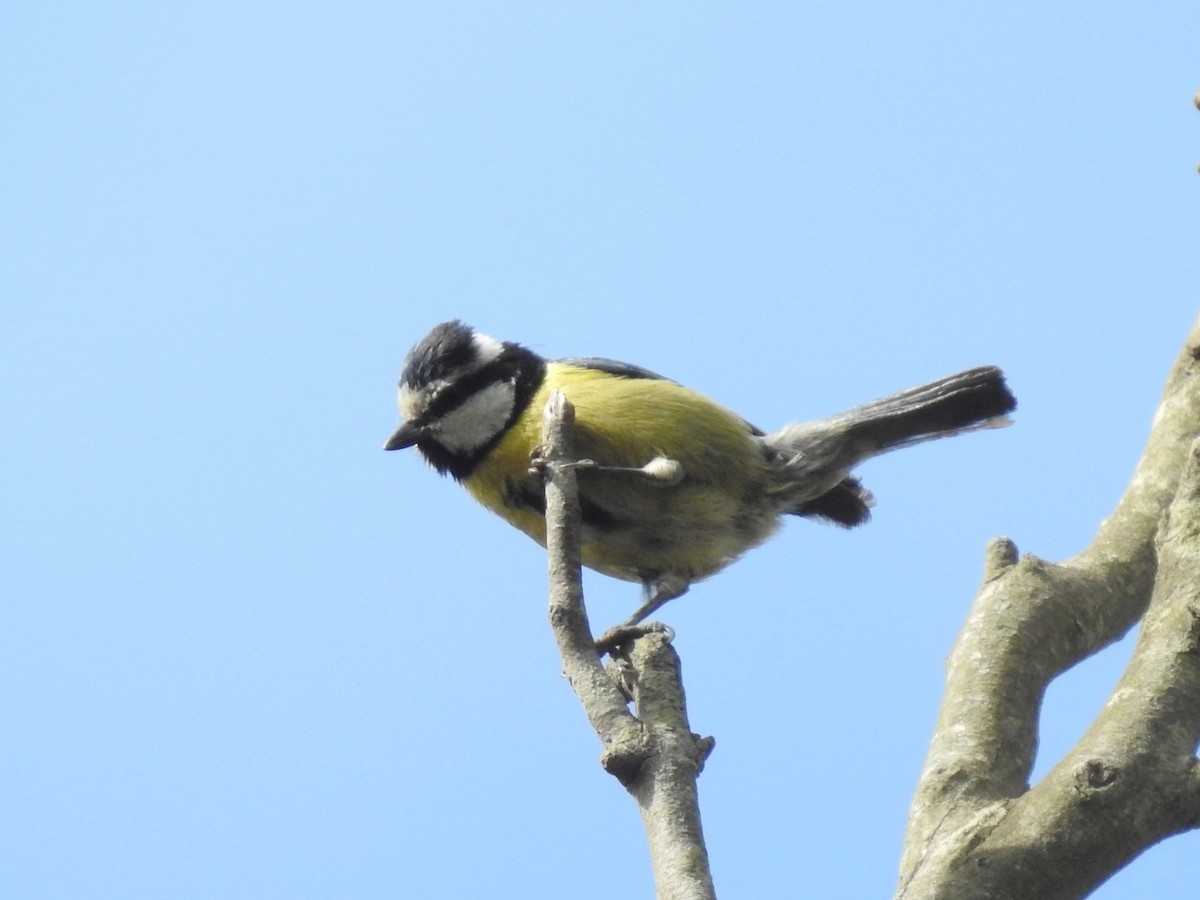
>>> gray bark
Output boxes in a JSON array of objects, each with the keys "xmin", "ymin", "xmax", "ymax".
[
  {"xmin": 540, "ymin": 392, "xmax": 717, "ymax": 900},
  {"xmin": 897, "ymin": 314, "xmax": 1200, "ymax": 899}
]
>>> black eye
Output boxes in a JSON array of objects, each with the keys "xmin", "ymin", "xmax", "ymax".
[{"xmin": 426, "ymin": 376, "xmax": 476, "ymax": 419}]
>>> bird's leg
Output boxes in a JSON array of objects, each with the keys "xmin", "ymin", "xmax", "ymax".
[
  {"xmin": 578, "ymin": 455, "xmax": 686, "ymax": 486},
  {"xmin": 594, "ymin": 575, "xmax": 689, "ymax": 654},
  {"xmin": 629, "ymin": 574, "xmax": 690, "ymax": 624},
  {"xmin": 530, "ymin": 449, "xmax": 684, "ymax": 486}
]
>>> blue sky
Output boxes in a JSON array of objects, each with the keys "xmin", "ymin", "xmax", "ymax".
[{"xmin": 2, "ymin": 3, "xmax": 1197, "ymax": 897}]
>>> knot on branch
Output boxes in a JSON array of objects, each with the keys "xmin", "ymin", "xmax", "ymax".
[
  {"xmin": 983, "ymin": 537, "xmax": 1019, "ymax": 581},
  {"xmin": 1075, "ymin": 758, "xmax": 1121, "ymax": 793},
  {"xmin": 599, "ymin": 725, "xmax": 715, "ymax": 785},
  {"xmin": 694, "ymin": 734, "xmax": 717, "ymax": 772},
  {"xmin": 600, "ymin": 726, "xmax": 656, "ymax": 786}
]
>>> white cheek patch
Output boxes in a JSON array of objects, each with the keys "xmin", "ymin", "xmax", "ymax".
[{"xmin": 433, "ymin": 379, "xmax": 517, "ymax": 453}]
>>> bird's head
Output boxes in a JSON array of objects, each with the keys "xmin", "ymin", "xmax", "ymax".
[{"xmin": 384, "ymin": 321, "xmax": 544, "ymax": 479}]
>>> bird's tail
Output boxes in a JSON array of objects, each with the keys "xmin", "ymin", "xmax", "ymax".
[
  {"xmin": 761, "ymin": 366, "xmax": 1016, "ymax": 524},
  {"xmin": 827, "ymin": 365, "xmax": 1016, "ymax": 453}
]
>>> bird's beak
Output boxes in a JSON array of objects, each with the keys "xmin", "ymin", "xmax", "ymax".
[{"xmin": 383, "ymin": 421, "xmax": 423, "ymax": 451}]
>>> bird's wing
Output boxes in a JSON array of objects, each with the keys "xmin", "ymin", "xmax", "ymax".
[
  {"xmin": 555, "ymin": 356, "xmax": 675, "ymax": 382},
  {"xmin": 556, "ymin": 357, "xmax": 765, "ymax": 437}
]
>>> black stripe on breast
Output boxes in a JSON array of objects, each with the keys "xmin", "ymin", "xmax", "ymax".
[{"xmin": 502, "ymin": 476, "xmax": 626, "ymax": 532}]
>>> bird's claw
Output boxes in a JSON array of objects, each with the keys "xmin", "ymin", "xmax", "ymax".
[{"xmin": 594, "ymin": 621, "xmax": 675, "ymax": 655}]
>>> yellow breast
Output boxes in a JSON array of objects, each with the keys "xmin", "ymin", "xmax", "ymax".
[{"xmin": 463, "ymin": 363, "xmax": 777, "ymax": 584}]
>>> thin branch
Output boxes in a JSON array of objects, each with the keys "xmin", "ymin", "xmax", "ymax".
[
  {"xmin": 622, "ymin": 632, "xmax": 718, "ymax": 900},
  {"xmin": 541, "ymin": 391, "xmax": 717, "ymax": 900},
  {"xmin": 541, "ymin": 392, "xmax": 646, "ymax": 763}
]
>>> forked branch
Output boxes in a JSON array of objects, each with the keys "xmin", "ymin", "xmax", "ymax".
[
  {"xmin": 541, "ymin": 392, "xmax": 717, "ymax": 900},
  {"xmin": 899, "ymin": 313, "xmax": 1200, "ymax": 900}
]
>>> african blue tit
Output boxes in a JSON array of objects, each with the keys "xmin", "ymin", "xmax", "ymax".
[{"xmin": 384, "ymin": 321, "xmax": 1016, "ymax": 625}]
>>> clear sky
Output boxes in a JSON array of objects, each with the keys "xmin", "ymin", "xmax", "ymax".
[{"xmin": 3, "ymin": 3, "xmax": 1197, "ymax": 898}]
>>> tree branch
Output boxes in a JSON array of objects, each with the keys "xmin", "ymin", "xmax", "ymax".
[
  {"xmin": 899, "ymin": 313, "xmax": 1200, "ymax": 899},
  {"xmin": 540, "ymin": 391, "xmax": 717, "ymax": 900}
]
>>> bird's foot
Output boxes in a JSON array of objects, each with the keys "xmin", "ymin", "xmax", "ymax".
[{"xmin": 594, "ymin": 620, "xmax": 675, "ymax": 655}]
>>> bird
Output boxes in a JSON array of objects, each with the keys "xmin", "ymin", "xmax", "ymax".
[{"xmin": 384, "ymin": 320, "xmax": 1016, "ymax": 627}]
